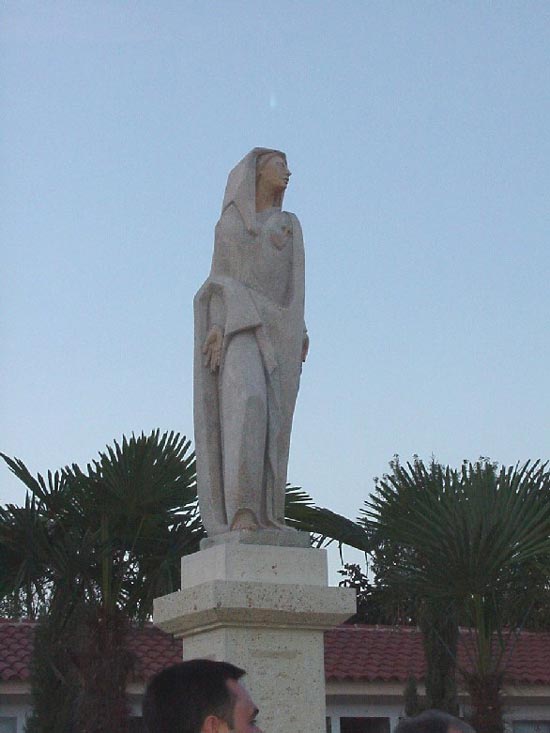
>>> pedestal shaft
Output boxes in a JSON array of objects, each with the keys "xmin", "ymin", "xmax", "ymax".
[{"xmin": 154, "ymin": 541, "xmax": 356, "ymax": 733}]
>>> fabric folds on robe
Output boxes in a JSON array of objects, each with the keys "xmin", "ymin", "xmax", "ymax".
[{"xmin": 193, "ymin": 148, "xmax": 306, "ymax": 536}]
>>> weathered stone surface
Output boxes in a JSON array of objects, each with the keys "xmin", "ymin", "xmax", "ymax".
[
  {"xmin": 153, "ymin": 544, "xmax": 356, "ymax": 733},
  {"xmin": 182, "ymin": 540, "xmax": 326, "ymax": 587},
  {"xmin": 200, "ymin": 527, "xmax": 311, "ymax": 551},
  {"xmin": 182, "ymin": 626, "xmax": 327, "ymax": 733},
  {"xmin": 154, "ymin": 580, "xmax": 354, "ymax": 636},
  {"xmin": 194, "ymin": 148, "xmax": 308, "ymax": 538},
  {"xmin": 155, "ymin": 150, "xmax": 352, "ymax": 733}
]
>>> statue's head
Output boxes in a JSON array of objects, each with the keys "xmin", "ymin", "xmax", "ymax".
[
  {"xmin": 256, "ymin": 152, "xmax": 291, "ymax": 207},
  {"xmin": 221, "ymin": 148, "xmax": 289, "ymax": 233}
]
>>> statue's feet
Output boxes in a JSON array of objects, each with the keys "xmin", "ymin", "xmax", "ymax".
[{"xmin": 230, "ymin": 509, "xmax": 260, "ymax": 531}]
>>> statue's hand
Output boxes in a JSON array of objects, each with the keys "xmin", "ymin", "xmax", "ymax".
[
  {"xmin": 301, "ymin": 332, "xmax": 309, "ymax": 363},
  {"xmin": 203, "ymin": 326, "xmax": 223, "ymax": 372}
]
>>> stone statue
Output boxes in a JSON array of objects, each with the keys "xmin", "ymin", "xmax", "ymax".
[{"xmin": 194, "ymin": 148, "xmax": 309, "ymax": 538}]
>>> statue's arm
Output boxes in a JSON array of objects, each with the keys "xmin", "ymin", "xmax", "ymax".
[
  {"xmin": 200, "ymin": 280, "xmax": 263, "ymax": 372},
  {"xmin": 203, "ymin": 207, "xmax": 254, "ymax": 373},
  {"xmin": 203, "ymin": 292, "xmax": 224, "ymax": 373},
  {"xmin": 288, "ymin": 211, "xmax": 308, "ymax": 363}
]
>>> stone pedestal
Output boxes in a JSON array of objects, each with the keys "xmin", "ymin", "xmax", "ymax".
[{"xmin": 153, "ymin": 535, "xmax": 356, "ymax": 733}]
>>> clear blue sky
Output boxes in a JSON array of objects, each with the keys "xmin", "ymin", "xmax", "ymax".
[{"xmin": 2, "ymin": 2, "xmax": 549, "ymax": 574}]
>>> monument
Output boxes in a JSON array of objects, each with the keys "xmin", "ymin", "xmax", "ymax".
[{"xmin": 154, "ymin": 148, "xmax": 355, "ymax": 733}]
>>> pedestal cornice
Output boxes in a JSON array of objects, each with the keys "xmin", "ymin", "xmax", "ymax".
[{"xmin": 154, "ymin": 579, "xmax": 356, "ymax": 637}]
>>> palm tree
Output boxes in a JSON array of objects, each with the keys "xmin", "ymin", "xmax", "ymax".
[
  {"xmin": 362, "ymin": 457, "xmax": 550, "ymax": 733},
  {"xmin": 1, "ymin": 430, "xmax": 201, "ymax": 733},
  {"xmin": 284, "ymin": 484, "xmax": 369, "ymax": 550},
  {"xmin": 1, "ymin": 431, "xmax": 362, "ymax": 731}
]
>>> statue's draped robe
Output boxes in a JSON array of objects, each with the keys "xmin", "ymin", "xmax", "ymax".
[{"xmin": 194, "ymin": 148, "xmax": 305, "ymax": 536}]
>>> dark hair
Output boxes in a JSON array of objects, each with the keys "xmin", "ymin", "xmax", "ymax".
[
  {"xmin": 395, "ymin": 710, "xmax": 475, "ymax": 733},
  {"xmin": 142, "ymin": 659, "xmax": 246, "ymax": 733}
]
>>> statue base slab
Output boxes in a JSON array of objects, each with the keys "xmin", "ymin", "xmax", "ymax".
[
  {"xmin": 200, "ymin": 527, "xmax": 311, "ymax": 550},
  {"xmin": 153, "ymin": 541, "xmax": 356, "ymax": 733}
]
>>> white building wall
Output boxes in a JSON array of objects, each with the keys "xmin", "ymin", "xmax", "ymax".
[
  {"xmin": 0, "ymin": 697, "xmax": 32, "ymax": 733},
  {"xmin": 326, "ymin": 699, "xmax": 404, "ymax": 733}
]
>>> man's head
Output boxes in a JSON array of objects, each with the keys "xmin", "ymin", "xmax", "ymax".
[
  {"xmin": 395, "ymin": 710, "xmax": 475, "ymax": 733},
  {"xmin": 142, "ymin": 659, "xmax": 261, "ymax": 733}
]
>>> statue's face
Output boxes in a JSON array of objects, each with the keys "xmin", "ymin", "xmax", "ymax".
[{"xmin": 258, "ymin": 155, "xmax": 291, "ymax": 193}]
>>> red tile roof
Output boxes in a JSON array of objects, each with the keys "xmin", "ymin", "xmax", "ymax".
[
  {"xmin": 0, "ymin": 619, "xmax": 34, "ymax": 682},
  {"xmin": 324, "ymin": 625, "xmax": 426, "ymax": 683},
  {"xmin": 0, "ymin": 619, "xmax": 182, "ymax": 684},
  {"xmin": 127, "ymin": 623, "xmax": 182, "ymax": 682},
  {"xmin": 1, "ymin": 620, "xmax": 550, "ymax": 686},
  {"xmin": 324, "ymin": 625, "xmax": 550, "ymax": 685}
]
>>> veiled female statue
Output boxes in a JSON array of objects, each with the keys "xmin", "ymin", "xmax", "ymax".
[{"xmin": 194, "ymin": 148, "xmax": 309, "ymax": 537}]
